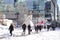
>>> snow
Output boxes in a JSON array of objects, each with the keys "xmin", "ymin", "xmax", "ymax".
[{"xmin": 0, "ymin": 25, "xmax": 60, "ymax": 40}]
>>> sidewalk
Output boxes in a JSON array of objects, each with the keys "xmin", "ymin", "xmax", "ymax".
[{"xmin": 0, "ymin": 25, "xmax": 60, "ymax": 40}]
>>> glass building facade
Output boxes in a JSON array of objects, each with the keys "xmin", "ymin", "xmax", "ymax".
[
  {"xmin": 26, "ymin": 0, "xmax": 33, "ymax": 10},
  {"xmin": 39, "ymin": 0, "xmax": 45, "ymax": 14},
  {"xmin": 39, "ymin": 0, "xmax": 45, "ymax": 10},
  {"xmin": 26, "ymin": 0, "xmax": 45, "ymax": 14}
]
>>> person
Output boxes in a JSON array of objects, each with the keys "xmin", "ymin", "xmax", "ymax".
[
  {"xmin": 9, "ymin": 24, "xmax": 14, "ymax": 36},
  {"xmin": 28, "ymin": 24, "xmax": 32, "ymax": 34},
  {"xmin": 51, "ymin": 22, "xmax": 55, "ymax": 31},
  {"xmin": 22, "ymin": 24, "xmax": 26, "ymax": 35},
  {"xmin": 37, "ymin": 25, "xmax": 42, "ymax": 31},
  {"xmin": 34, "ymin": 24, "xmax": 38, "ymax": 33}
]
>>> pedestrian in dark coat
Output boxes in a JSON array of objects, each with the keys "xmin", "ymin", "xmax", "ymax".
[
  {"xmin": 28, "ymin": 24, "xmax": 32, "ymax": 34},
  {"xmin": 37, "ymin": 25, "xmax": 41, "ymax": 31},
  {"xmin": 34, "ymin": 24, "xmax": 38, "ymax": 33},
  {"xmin": 22, "ymin": 24, "xmax": 26, "ymax": 34},
  {"xmin": 51, "ymin": 22, "xmax": 55, "ymax": 31},
  {"xmin": 9, "ymin": 24, "xmax": 14, "ymax": 36}
]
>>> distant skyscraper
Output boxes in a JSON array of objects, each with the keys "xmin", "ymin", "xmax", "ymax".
[{"xmin": 33, "ymin": 0, "xmax": 39, "ymax": 11}]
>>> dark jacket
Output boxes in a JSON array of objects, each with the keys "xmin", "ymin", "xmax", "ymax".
[
  {"xmin": 22, "ymin": 24, "xmax": 26, "ymax": 30},
  {"xmin": 28, "ymin": 25, "xmax": 31, "ymax": 30},
  {"xmin": 9, "ymin": 24, "xmax": 14, "ymax": 31}
]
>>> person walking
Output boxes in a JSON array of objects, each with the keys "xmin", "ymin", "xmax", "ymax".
[
  {"xmin": 34, "ymin": 24, "xmax": 38, "ymax": 33},
  {"xmin": 22, "ymin": 24, "xmax": 26, "ymax": 35},
  {"xmin": 28, "ymin": 24, "xmax": 32, "ymax": 34},
  {"xmin": 9, "ymin": 24, "xmax": 14, "ymax": 36}
]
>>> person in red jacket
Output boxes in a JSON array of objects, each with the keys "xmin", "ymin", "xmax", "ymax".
[{"xmin": 40, "ymin": 20, "xmax": 44, "ymax": 25}]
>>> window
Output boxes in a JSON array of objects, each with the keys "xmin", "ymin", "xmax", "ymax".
[
  {"xmin": 45, "ymin": 14, "xmax": 51, "ymax": 17},
  {"xmin": 45, "ymin": 1, "xmax": 51, "ymax": 10}
]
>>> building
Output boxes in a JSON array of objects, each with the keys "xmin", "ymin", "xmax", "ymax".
[
  {"xmin": 45, "ymin": 0, "xmax": 58, "ymax": 21},
  {"xmin": 51, "ymin": 0, "xmax": 58, "ymax": 21},
  {"xmin": 45, "ymin": 1, "xmax": 52, "ymax": 20},
  {"xmin": 26, "ymin": 0, "xmax": 46, "ymax": 24}
]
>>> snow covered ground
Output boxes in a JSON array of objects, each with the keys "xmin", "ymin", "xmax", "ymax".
[{"xmin": 0, "ymin": 25, "xmax": 60, "ymax": 40}]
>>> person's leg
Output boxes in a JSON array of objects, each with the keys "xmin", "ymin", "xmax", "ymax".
[
  {"xmin": 52, "ymin": 27, "xmax": 55, "ymax": 31},
  {"xmin": 47, "ymin": 25, "xmax": 50, "ymax": 31},
  {"xmin": 10, "ymin": 30, "xmax": 12, "ymax": 36},
  {"xmin": 44, "ymin": 26, "xmax": 46, "ymax": 29},
  {"xmin": 36, "ymin": 26, "xmax": 38, "ymax": 33},
  {"xmin": 28, "ymin": 30, "xmax": 30, "ymax": 34},
  {"xmin": 35, "ymin": 27, "xmax": 37, "ymax": 32},
  {"xmin": 22, "ymin": 27, "xmax": 24, "ymax": 32},
  {"xmin": 23, "ymin": 26, "xmax": 26, "ymax": 34},
  {"xmin": 34, "ymin": 27, "xmax": 36, "ymax": 31},
  {"xmin": 23, "ymin": 28, "xmax": 26, "ymax": 35},
  {"xmin": 28, "ymin": 28, "xmax": 30, "ymax": 34},
  {"xmin": 39, "ymin": 26, "xmax": 42, "ymax": 31}
]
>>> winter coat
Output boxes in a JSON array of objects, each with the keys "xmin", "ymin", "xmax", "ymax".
[
  {"xmin": 22, "ymin": 24, "xmax": 26, "ymax": 30},
  {"xmin": 28, "ymin": 25, "xmax": 32, "ymax": 31},
  {"xmin": 9, "ymin": 24, "xmax": 14, "ymax": 31}
]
